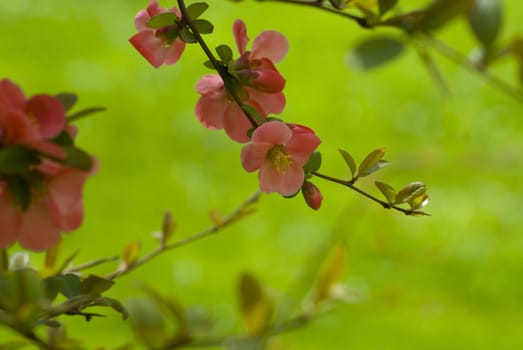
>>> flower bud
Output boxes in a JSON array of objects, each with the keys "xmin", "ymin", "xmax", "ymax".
[{"xmin": 302, "ymin": 181, "xmax": 323, "ymax": 210}]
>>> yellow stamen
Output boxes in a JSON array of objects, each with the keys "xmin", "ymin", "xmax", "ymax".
[{"xmin": 267, "ymin": 145, "xmax": 293, "ymax": 172}]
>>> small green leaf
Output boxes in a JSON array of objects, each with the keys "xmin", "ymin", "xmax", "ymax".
[
  {"xmin": 63, "ymin": 147, "xmax": 93, "ymax": 171},
  {"xmin": 43, "ymin": 276, "xmax": 64, "ymax": 301},
  {"xmin": 80, "ymin": 275, "xmax": 114, "ymax": 296},
  {"xmin": 348, "ymin": 37, "xmax": 405, "ymax": 70},
  {"xmin": 67, "ymin": 106, "xmax": 106, "ymax": 122},
  {"xmin": 180, "ymin": 27, "xmax": 197, "ymax": 43},
  {"xmin": 375, "ymin": 181, "xmax": 396, "ymax": 204},
  {"xmin": 186, "ymin": 2, "xmax": 209, "ymax": 20},
  {"xmin": 6, "ymin": 176, "xmax": 32, "ymax": 211},
  {"xmin": 241, "ymin": 105, "xmax": 264, "ymax": 124},
  {"xmin": 338, "ymin": 148, "xmax": 357, "ymax": 178},
  {"xmin": 468, "ymin": 0, "xmax": 502, "ymax": 48},
  {"xmin": 303, "ymin": 151, "xmax": 322, "ymax": 175},
  {"xmin": 146, "ymin": 12, "xmax": 178, "ymax": 29},
  {"xmin": 415, "ymin": 0, "xmax": 473, "ymax": 31},
  {"xmin": 0, "ymin": 145, "xmax": 40, "ymax": 174},
  {"xmin": 378, "ymin": 0, "xmax": 399, "ymax": 16},
  {"xmin": 203, "ymin": 60, "xmax": 215, "ymax": 70},
  {"xmin": 394, "ymin": 181, "xmax": 427, "ymax": 205},
  {"xmin": 238, "ymin": 273, "xmax": 273, "ymax": 335},
  {"xmin": 92, "ymin": 297, "xmax": 128, "ymax": 320},
  {"xmin": 358, "ymin": 148, "xmax": 389, "ymax": 177},
  {"xmin": 161, "ymin": 211, "xmax": 176, "ymax": 245},
  {"xmin": 61, "ymin": 274, "xmax": 82, "ymax": 299},
  {"xmin": 312, "ymin": 242, "xmax": 347, "ymax": 305},
  {"xmin": 55, "ymin": 93, "xmax": 77, "ymax": 111},
  {"xmin": 216, "ymin": 44, "xmax": 233, "ymax": 63},
  {"xmin": 193, "ymin": 19, "xmax": 214, "ymax": 34},
  {"xmin": 328, "ymin": 0, "xmax": 348, "ymax": 10}
]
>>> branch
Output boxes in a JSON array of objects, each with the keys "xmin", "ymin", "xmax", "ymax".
[
  {"xmin": 312, "ymin": 171, "xmax": 429, "ymax": 216},
  {"xmin": 106, "ymin": 190, "xmax": 262, "ymax": 280},
  {"xmin": 177, "ymin": 0, "xmax": 259, "ymax": 128}
]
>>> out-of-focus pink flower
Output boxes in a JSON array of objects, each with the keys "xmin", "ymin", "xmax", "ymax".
[
  {"xmin": 302, "ymin": 181, "xmax": 323, "ymax": 210},
  {"xmin": 129, "ymin": 0, "xmax": 186, "ymax": 68},
  {"xmin": 195, "ymin": 20, "xmax": 288, "ymax": 143},
  {"xmin": 241, "ymin": 121, "xmax": 321, "ymax": 196},
  {"xmin": 0, "ymin": 79, "xmax": 97, "ymax": 251}
]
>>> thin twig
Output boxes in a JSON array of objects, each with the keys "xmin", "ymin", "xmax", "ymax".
[
  {"xmin": 64, "ymin": 256, "xmax": 120, "ymax": 274},
  {"xmin": 106, "ymin": 190, "xmax": 262, "ymax": 280},
  {"xmin": 177, "ymin": 0, "xmax": 259, "ymax": 128},
  {"xmin": 312, "ymin": 171, "xmax": 429, "ymax": 216}
]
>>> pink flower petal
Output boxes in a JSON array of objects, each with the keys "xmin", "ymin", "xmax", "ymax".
[
  {"xmin": 233, "ymin": 19, "xmax": 249, "ymax": 55},
  {"xmin": 251, "ymin": 121, "xmax": 291, "ymax": 144},
  {"xmin": 195, "ymin": 93, "xmax": 228, "ymax": 130},
  {"xmin": 129, "ymin": 31, "xmax": 166, "ymax": 68},
  {"xmin": 223, "ymin": 103, "xmax": 254, "ymax": 143},
  {"xmin": 251, "ymin": 30, "xmax": 289, "ymax": 63},
  {"xmin": 0, "ymin": 195, "xmax": 20, "ymax": 249},
  {"xmin": 259, "ymin": 161, "xmax": 304, "ymax": 196},
  {"xmin": 241, "ymin": 142, "xmax": 273, "ymax": 172},
  {"xmin": 0, "ymin": 79, "xmax": 25, "ymax": 111},
  {"xmin": 286, "ymin": 133, "xmax": 321, "ymax": 166},
  {"xmin": 163, "ymin": 39, "xmax": 186, "ymax": 65},
  {"xmin": 251, "ymin": 64, "xmax": 286, "ymax": 93},
  {"xmin": 25, "ymin": 95, "xmax": 66, "ymax": 139},
  {"xmin": 18, "ymin": 201, "xmax": 61, "ymax": 251},
  {"xmin": 246, "ymin": 89, "xmax": 285, "ymax": 115},
  {"xmin": 196, "ymin": 74, "xmax": 224, "ymax": 95}
]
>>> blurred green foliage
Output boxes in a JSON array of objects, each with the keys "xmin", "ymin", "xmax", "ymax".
[{"xmin": 1, "ymin": 0, "xmax": 523, "ymax": 348}]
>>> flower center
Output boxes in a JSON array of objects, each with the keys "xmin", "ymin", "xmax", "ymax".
[{"xmin": 267, "ymin": 145, "xmax": 292, "ymax": 172}]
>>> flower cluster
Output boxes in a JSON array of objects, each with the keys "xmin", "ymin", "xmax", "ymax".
[
  {"xmin": 130, "ymin": 1, "xmax": 323, "ymax": 208},
  {"xmin": 0, "ymin": 79, "xmax": 96, "ymax": 251}
]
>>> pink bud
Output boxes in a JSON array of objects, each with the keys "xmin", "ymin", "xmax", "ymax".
[{"xmin": 302, "ymin": 181, "xmax": 323, "ymax": 210}]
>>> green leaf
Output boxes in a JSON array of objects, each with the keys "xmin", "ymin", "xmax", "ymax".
[
  {"xmin": 55, "ymin": 93, "xmax": 77, "ymax": 111},
  {"xmin": 146, "ymin": 12, "xmax": 178, "ymax": 29},
  {"xmin": 186, "ymin": 2, "xmax": 209, "ymax": 20},
  {"xmin": 468, "ymin": 0, "xmax": 502, "ymax": 48},
  {"xmin": 67, "ymin": 106, "xmax": 106, "ymax": 122},
  {"xmin": 0, "ymin": 145, "xmax": 40, "ymax": 174},
  {"xmin": 312, "ymin": 242, "xmax": 347, "ymax": 305},
  {"xmin": 203, "ymin": 60, "xmax": 215, "ymax": 70},
  {"xmin": 43, "ymin": 276, "xmax": 64, "ymax": 301},
  {"xmin": 375, "ymin": 181, "xmax": 396, "ymax": 204},
  {"xmin": 348, "ymin": 37, "xmax": 405, "ymax": 70},
  {"xmin": 415, "ymin": 0, "xmax": 473, "ymax": 31},
  {"xmin": 193, "ymin": 19, "xmax": 214, "ymax": 34},
  {"xmin": 238, "ymin": 273, "xmax": 273, "ymax": 335},
  {"xmin": 303, "ymin": 151, "xmax": 322, "ymax": 175},
  {"xmin": 63, "ymin": 147, "xmax": 93, "ymax": 171},
  {"xmin": 394, "ymin": 181, "xmax": 427, "ymax": 205},
  {"xmin": 358, "ymin": 148, "xmax": 389, "ymax": 177},
  {"xmin": 216, "ymin": 44, "xmax": 233, "ymax": 63},
  {"xmin": 6, "ymin": 176, "xmax": 32, "ymax": 211},
  {"xmin": 328, "ymin": 0, "xmax": 348, "ymax": 10},
  {"xmin": 180, "ymin": 27, "xmax": 197, "ymax": 43},
  {"xmin": 378, "ymin": 0, "xmax": 399, "ymax": 16},
  {"xmin": 338, "ymin": 148, "xmax": 357, "ymax": 178},
  {"xmin": 60, "ymin": 274, "xmax": 82, "ymax": 299},
  {"xmin": 91, "ymin": 297, "xmax": 128, "ymax": 320},
  {"xmin": 80, "ymin": 275, "xmax": 114, "ymax": 296},
  {"xmin": 241, "ymin": 104, "xmax": 264, "ymax": 124}
]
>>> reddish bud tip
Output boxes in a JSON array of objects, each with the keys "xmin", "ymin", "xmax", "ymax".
[{"xmin": 302, "ymin": 181, "xmax": 323, "ymax": 210}]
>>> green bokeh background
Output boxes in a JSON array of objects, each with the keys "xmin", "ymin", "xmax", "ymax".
[{"xmin": 1, "ymin": 0, "xmax": 523, "ymax": 348}]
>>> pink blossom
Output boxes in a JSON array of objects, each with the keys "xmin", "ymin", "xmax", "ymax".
[
  {"xmin": 302, "ymin": 181, "xmax": 323, "ymax": 210},
  {"xmin": 195, "ymin": 20, "xmax": 288, "ymax": 143},
  {"xmin": 0, "ymin": 79, "xmax": 97, "ymax": 251},
  {"xmin": 241, "ymin": 121, "xmax": 321, "ymax": 196},
  {"xmin": 0, "ymin": 164, "xmax": 96, "ymax": 251},
  {"xmin": 129, "ymin": 0, "xmax": 186, "ymax": 68}
]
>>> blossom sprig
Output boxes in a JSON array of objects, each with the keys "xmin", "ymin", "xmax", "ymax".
[
  {"xmin": 0, "ymin": 79, "xmax": 99, "ymax": 251},
  {"xmin": 130, "ymin": 0, "xmax": 430, "ymax": 214}
]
